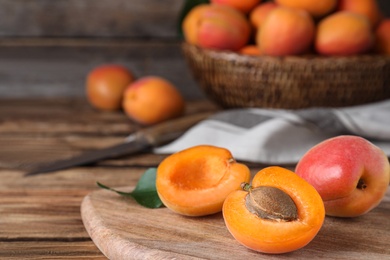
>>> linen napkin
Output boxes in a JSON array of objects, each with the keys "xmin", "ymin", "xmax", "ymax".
[{"xmin": 154, "ymin": 100, "xmax": 390, "ymax": 164}]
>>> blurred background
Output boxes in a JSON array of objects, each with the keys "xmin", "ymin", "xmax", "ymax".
[{"xmin": 0, "ymin": 0, "xmax": 389, "ymax": 101}]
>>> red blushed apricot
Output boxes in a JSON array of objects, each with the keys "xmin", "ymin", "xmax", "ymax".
[
  {"xmin": 86, "ymin": 64, "xmax": 134, "ymax": 111},
  {"xmin": 276, "ymin": 0, "xmax": 337, "ymax": 18},
  {"xmin": 375, "ymin": 19, "xmax": 390, "ymax": 55},
  {"xmin": 156, "ymin": 145, "xmax": 251, "ymax": 217},
  {"xmin": 211, "ymin": 0, "xmax": 262, "ymax": 14},
  {"xmin": 182, "ymin": 4, "xmax": 251, "ymax": 51},
  {"xmin": 223, "ymin": 166, "xmax": 325, "ymax": 254},
  {"xmin": 249, "ymin": 2, "xmax": 278, "ymax": 29}
]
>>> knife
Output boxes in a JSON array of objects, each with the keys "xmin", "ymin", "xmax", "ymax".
[{"xmin": 25, "ymin": 112, "xmax": 212, "ymax": 176}]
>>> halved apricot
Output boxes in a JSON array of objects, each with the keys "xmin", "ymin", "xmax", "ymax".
[
  {"xmin": 223, "ymin": 166, "xmax": 325, "ymax": 254},
  {"xmin": 156, "ymin": 145, "xmax": 251, "ymax": 216}
]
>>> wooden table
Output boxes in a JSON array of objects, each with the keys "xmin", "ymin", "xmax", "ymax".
[{"xmin": 0, "ymin": 98, "xmax": 389, "ymax": 259}]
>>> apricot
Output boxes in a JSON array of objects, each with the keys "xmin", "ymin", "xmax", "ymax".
[
  {"xmin": 223, "ymin": 166, "xmax": 325, "ymax": 254},
  {"xmin": 257, "ymin": 7, "xmax": 315, "ymax": 56},
  {"xmin": 182, "ymin": 4, "xmax": 251, "ymax": 51},
  {"xmin": 122, "ymin": 76, "xmax": 185, "ymax": 125},
  {"xmin": 222, "ymin": 166, "xmax": 325, "ymax": 254},
  {"xmin": 210, "ymin": 0, "xmax": 262, "ymax": 14},
  {"xmin": 375, "ymin": 19, "xmax": 390, "ymax": 55},
  {"xmin": 249, "ymin": 2, "xmax": 278, "ymax": 29},
  {"xmin": 338, "ymin": 0, "xmax": 383, "ymax": 27},
  {"xmin": 275, "ymin": 0, "xmax": 337, "ymax": 18},
  {"xmin": 156, "ymin": 145, "xmax": 251, "ymax": 217},
  {"xmin": 86, "ymin": 64, "xmax": 134, "ymax": 111},
  {"xmin": 238, "ymin": 45, "xmax": 262, "ymax": 56},
  {"xmin": 295, "ymin": 135, "xmax": 390, "ymax": 217},
  {"xmin": 315, "ymin": 11, "xmax": 375, "ymax": 56}
]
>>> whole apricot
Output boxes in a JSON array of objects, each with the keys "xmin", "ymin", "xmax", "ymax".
[
  {"xmin": 257, "ymin": 7, "xmax": 315, "ymax": 56},
  {"xmin": 182, "ymin": 4, "xmax": 251, "ymax": 51},
  {"xmin": 249, "ymin": 2, "xmax": 278, "ymax": 29},
  {"xmin": 211, "ymin": 0, "xmax": 262, "ymax": 14},
  {"xmin": 276, "ymin": 0, "xmax": 337, "ymax": 18},
  {"xmin": 295, "ymin": 135, "xmax": 390, "ymax": 217},
  {"xmin": 238, "ymin": 45, "xmax": 262, "ymax": 56},
  {"xmin": 375, "ymin": 19, "xmax": 390, "ymax": 55},
  {"xmin": 223, "ymin": 166, "xmax": 325, "ymax": 254},
  {"xmin": 86, "ymin": 64, "xmax": 134, "ymax": 111},
  {"xmin": 122, "ymin": 76, "xmax": 185, "ymax": 125},
  {"xmin": 338, "ymin": 0, "xmax": 383, "ymax": 27},
  {"xmin": 315, "ymin": 11, "xmax": 374, "ymax": 56},
  {"xmin": 156, "ymin": 145, "xmax": 251, "ymax": 217}
]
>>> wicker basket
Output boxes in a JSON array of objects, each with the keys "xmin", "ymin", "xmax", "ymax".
[{"xmin": 182, "ymin": 42, "xmax": 390, "ymax": 109}]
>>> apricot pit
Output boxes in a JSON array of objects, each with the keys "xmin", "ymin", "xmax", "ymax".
[{"xmin": 223, "ymin": 166, "xmax": 325, "ymax": 254}]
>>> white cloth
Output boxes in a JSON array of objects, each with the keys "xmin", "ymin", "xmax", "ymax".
[{"xmin": 154, "ymin": 100, "xmax": 390, "ymax": 164}]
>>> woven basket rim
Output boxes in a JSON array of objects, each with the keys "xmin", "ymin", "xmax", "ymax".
[{"xmin": 182, "ymin": 42, "xmax": 390, "ymax": 64}]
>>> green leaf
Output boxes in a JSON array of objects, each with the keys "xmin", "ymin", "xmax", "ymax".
[
  {"xmin": 177, "ymin": 0, "xmax": 210, "ymax": 38},
  {"xmin": 97, "ymin": 168, "xmax": 163, "ymax": 209}
]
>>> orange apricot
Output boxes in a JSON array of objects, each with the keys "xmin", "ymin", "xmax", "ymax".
[
  {"xmin": 86, "ymin": 64, "xmax": 134, "ymax": 111},
  {"xmin": 122, "ymin": 76, "xmax": 185, "ymax": 125},
  {"xmin": 238, "ymin": 45, "xmax": 262, "ymax": 56},
  {"xmin": 223, "ymin": 166, "xmax": 325, "ymax": 254},
  {"xmin": 257, "ymin": 7, "xmax": 315, "ymax": 56},
  {"xmin": 249, "ymin": 2, "xmax": 278, "ymax": 29},
  {"xmin": 315, "ymin": 11, "xmax": 374, "ymax": 56},
  {"xmin": 211, "ymin": 0, "xmax": 262, "ymax": 14},
  {"xmin": 338, "ymin": 0, "xmax": 383, "ymax": 28},
  {"xmin": 375, "ymin": 19, "xmax": 390, "ymax": 55},
  {"xmin": 276, "ymin": 0, "xmax": 337, "ymax": 18},
  {"xmin": 156, "ymin": 145, "xmax": 251, "ymax": 217},
  {"xmin": 182, "ymin": 4, "xmax": 251, "ymax": 51}
]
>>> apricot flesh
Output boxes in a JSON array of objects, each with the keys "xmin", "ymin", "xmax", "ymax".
[
  {"xmin": 156, "ymin": 145, "xmax": 251, "ymax": 217},
  {"xmin": 223, "ymin": 166, "xmax": 325, "ymax": 254}
]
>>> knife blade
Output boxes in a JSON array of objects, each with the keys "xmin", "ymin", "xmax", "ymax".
[{"xmin": 24, "ymin": 112, "xmax": 212, "ymax": 176}]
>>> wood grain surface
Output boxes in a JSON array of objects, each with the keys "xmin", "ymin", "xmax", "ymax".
[{"xmin": 81, "ymin": 186, "xmax": 390, "ymax": 260}]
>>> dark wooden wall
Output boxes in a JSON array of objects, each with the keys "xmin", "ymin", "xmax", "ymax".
[{"xmin": 0, "ymin": 0, "xmax": 389, "ymax": 100}]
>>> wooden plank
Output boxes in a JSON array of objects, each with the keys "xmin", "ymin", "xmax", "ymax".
[
  {"xmin": 0, "ymin": 39, "xmax": 205, "ymax": 99},
  {"xmin": 0, "ymin": 0, "xmax": 184, "ymax": 38},
  {"xmin": 81, "ymin": 186, "xmax": 390, "ymax": 259}
]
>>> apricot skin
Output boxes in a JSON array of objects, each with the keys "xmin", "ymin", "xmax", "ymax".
[
  {"xmin": 249, "ymin": 2, "xmax": 278, "ymax": 29},
  {"xmin": 295, "ymin": 135, "xmax": 390, "ymax": 217},
  {"xmin": 338, "ymin": 0, "xmax": 383, "ymax": 27},
  {"xmin": 223, "ymin": 166, "xmax": 325, "ymax": 254},
  {"xmin": 182, "ymin": 4, "xmax": 251, "ymax": 51},
  {"xmin": 315, "ymin": 11, "xmax": 374, "ymax": 56},
  {"xmin": 156, "ymin": 145, "xmax": 251, "ymax": 217},
  {"xmin": 86, "ymin": 64, "xmax": 134, "ymax": 111},
  {"xmin": 375, "ymin": 19, "xmax": 390, "ymax": 55},
  {"xmin": 257, "ymin": 7, "xmax": 315, "ymax": 56},
  {"xmin": 276, "ymin": 0, "xmax": 337, "ymax": 18},
  {"xmin": 122, "ymin": 76, "xmax": 185, "ymax": 126},
  {"xmin": 211, "ymin": 0, "xmax": 262, "ymax": 14}
]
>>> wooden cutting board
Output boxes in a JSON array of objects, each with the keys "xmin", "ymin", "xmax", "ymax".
[{"xmin": 81, "ymin": 187, "xmax": 390, "ymax": 260}]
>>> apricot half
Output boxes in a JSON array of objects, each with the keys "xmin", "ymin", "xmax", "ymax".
[
  {"xmin": 223, "ymin": 166, "xmax": 325, "ymax": 254},
  {"xmin": 156, "ymin": 145, "xmax": 251, "ymax": 217}
]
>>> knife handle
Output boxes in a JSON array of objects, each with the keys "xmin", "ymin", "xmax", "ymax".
[{"xmin": 138, "ymin": 112, "xmax": 213, "ymax": 147}]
